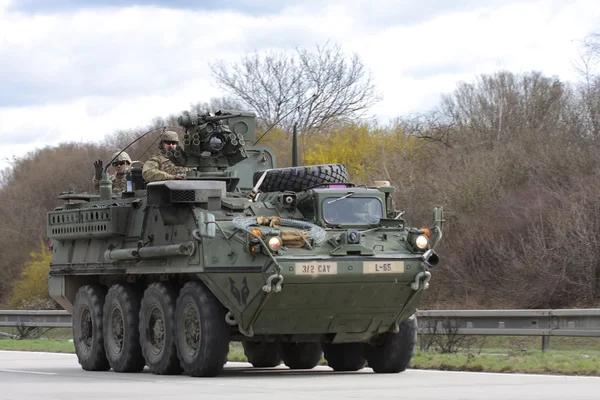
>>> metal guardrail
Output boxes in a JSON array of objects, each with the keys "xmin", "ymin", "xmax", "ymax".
[
  {"xmin": 416, "ymin": 309, "xmax": 600, "ymax": 337},
  {"xmin": 0, "ymin": 310, "xmax": 73, "ymax": 329},
  {"xmin": 416, "ymin": 309, "xmax": 600, "ymax": 351},
  {"xmin": 1, "ymin": 309, "xmax": 599, "ymax": 346}
]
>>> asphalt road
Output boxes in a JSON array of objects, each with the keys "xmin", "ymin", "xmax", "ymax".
[{"xmin": 1, "ymin": 350, "xmax": 599, "ymax": 400}]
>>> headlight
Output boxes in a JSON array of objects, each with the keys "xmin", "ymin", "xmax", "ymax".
[
  {"xmin": 267, "ymin": 236, "xmax": 282, "ymax": 251},
  {"xmin": 414, "ymin": 235, "xmax": 429, "ymax": 249}
]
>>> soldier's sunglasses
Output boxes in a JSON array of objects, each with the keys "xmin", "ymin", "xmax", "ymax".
[
  {"xmin": 112, "ymin": 161, "xmax": 127, "ymax": 167},
  {"xmin": 163, "ymin": 141, "xmax": 178, "ymax": 145}
]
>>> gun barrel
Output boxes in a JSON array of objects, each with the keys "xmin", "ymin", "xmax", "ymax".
[{"xmin": 203, "ymin": 113, "xmax": 241, "ymax": 122}]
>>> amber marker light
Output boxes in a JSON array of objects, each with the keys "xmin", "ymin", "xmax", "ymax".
[
  {"xmin": 421, "ymin": 227, "xmax": 431, "ymax": 237},
  {"xmin": 251, "ymin": 228, "xmax": 263, "ymax": 238}
]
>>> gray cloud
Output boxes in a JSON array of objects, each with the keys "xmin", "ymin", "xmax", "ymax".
[
  {"xmin": 0, "ymin": 2, "xmax": 339, "ymax": 109},
  {"xmin": 336, "ymin": 0, "xmax": 527, "ymax": 31},
  {"xmin": 7, "ymin": 0, "xmax": 297, "ymax": 15},
  {"xmin": 401, "ymin": 62, "xmax": 478, "ymax": 80},
  {"xmin": 7, "ymin": 0, "xmax": 526, "ymax": 25},
  {"xmin": 0, "ymin": 0, "xmax": 595, "ymax": 171}
]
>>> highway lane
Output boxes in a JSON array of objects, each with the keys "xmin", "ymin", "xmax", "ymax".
[{"xmin": 1, "ymin": 350, "xmax": 599, "ymax": 400}]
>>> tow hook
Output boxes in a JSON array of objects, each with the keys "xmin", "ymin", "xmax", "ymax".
[
  {"xmin": 262, "ymin": 274, "xmax": 284, "ymax": 293},
  {"xmin": 411, "ymin": 271, "xmax": 431, "ymax": 290}
]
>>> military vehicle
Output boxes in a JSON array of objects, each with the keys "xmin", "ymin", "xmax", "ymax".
[{"xmin": 46, "ymin": 109, "xmax": 444, "ymax": 377}]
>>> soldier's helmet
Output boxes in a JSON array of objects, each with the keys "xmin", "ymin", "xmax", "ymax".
[
  {"xmin": 110, "ymin": 151, "xmax": 132, "ymax": 165},
  {"xmin": 161, "ymin": 131, "xmax": 180, "ymax": 144}
]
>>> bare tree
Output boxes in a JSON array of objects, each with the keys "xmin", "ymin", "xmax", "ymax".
[
  {"xmin": 573, "ymin": 33, "xmax": 600, "ymax": 138},
  {"xmin": 439, "ymin": 71, "xmax": 569, "ymax": 149},
  {"xmin": 209, "ymin": 42, "xmax": 382, "ymax": 137},
  {"xmin": 0, "ymin": 143, "xmax": 107, "ymax": 303}
]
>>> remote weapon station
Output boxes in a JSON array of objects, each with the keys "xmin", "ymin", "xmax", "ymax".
[{"xmin": 46, "ymin": 109, "xmax": 444, "ymax": 377}]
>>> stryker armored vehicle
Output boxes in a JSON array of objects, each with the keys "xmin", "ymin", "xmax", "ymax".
[{"xmin": 46, "ymin": 109, "xmax": 444, "ymax": 377}]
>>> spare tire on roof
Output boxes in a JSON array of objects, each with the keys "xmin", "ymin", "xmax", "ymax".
[{"xmin": 252, "ymin": 164, "xmax": 349, "ymax": 193}]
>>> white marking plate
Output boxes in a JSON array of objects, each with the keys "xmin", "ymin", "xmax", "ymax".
[
  {"xmin": 363, "ymin": 261, "xmax": 404, "ymax": 274},
  {"xmin": 295, "ymin": 262, "xmax": 338, "ymax": 275}
]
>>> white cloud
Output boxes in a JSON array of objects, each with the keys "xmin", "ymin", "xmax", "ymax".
[{"xmin": 1, "ymin": 0, "xmax": 599, "ymax": 172}]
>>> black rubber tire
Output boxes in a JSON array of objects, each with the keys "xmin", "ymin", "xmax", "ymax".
[
  {"xmin": 175, "ymin": 281, "xmax": 230, "ymax": 377},
  {"xmin": 252, "ymin": 164, "xmax": 349, "ymax": 193},
  {"xmin": 72, "ymin": 284, "xmax": 110, "ymax": 371},
  {"xmin": 242, "ymin": 341, "xmax": 282, "ymax": 368},
  {"xmin": 280, "ymin": 342, "xmax": 322, "ymax": 369},
  {"xmin": 364, "ymin": 317, "xmax": 418, "ymax": 373},
  {"xmin": 139, "ymin": 282, "xmax": 182, "ymax": 375},
  {"xmin": 323, "ymin": 343, "xmax": 366, "ymax": 371},
  {"xmin": 102, "ymin": 284, "xmax": 146, "ymax": 373}
]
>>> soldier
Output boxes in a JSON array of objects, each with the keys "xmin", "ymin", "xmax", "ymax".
[
  {"xmin": 142, "ymin": 130, "xmax": 187, "ymax": 182},
  {"xmin": 92, "ymin": 151, "xmax": 132, "ymax": 195}
]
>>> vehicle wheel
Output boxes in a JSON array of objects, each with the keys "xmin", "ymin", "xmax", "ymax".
[
  {"xmin": 323, "ymin": 342, "xmax": 366, "ymax": 371},
  {"xmin": 242, "ymin": 341, "xmax": 282, "ymax": 367},
  {"xmin": 139, "ymin": 282, "xmax": 182, "ymax": 375},
  {"xmin": 102, "ymin": 284, "xmax": 145, "ymax": 372},
  {"xmin": 252, "ymin": 164, "xmax": 349, "ymax": 193},
  {"xmin": 280, "ymin": 342, "xmax": 322, "ymax": 369},
  {"xmin": 365, "ymin": 316, "xmax": 418, "ymax": 373},
  {"xmin": 72, "ymin": 284, "xmax": 110, "ymax": 371},
  {"xmin": 175, "ymin": 281, "xmax": 230, "ymax": 377}
]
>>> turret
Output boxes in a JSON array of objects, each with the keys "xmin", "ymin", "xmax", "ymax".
[{"xmin": 165, "ymin": 109, "xmax": 257, "ymax": 191}]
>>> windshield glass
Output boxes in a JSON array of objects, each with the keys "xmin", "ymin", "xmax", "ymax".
[{"xmin": 322, "ymin": 196, "xmax": 384, "ymax": 225}]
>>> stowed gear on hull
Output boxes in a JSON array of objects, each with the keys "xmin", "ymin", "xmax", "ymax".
[{"xmin": 46, "ymin": 109, "xmax": 444, "ymax": 377}]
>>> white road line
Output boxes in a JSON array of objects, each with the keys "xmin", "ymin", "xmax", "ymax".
[
  {"xmin": 0, "ymin": 350, "xmax": 75, "ymax": 356},
  {"xmin": 0, "ymin": 369, "xmax": 57, "ymax": 375}
]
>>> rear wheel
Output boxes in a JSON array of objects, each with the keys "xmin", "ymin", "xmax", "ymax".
[
  {"xmin": 365, "ymin": 316, "xmax": 418, "ymax": 373},
  {"xmin": 139, "ymin": 282, "xmax": 182, "ymax": 375},
  {"xmin": 103, "ymin": 284, "xmax": 145, "ymax": 373},
  {"xmin": 175, "ymin": 281, "xmax": 230, "ymax": 377},
  {"xmin": 323, "ymin": 343, "xmax": 366, "ymax": 371},
  {"xmin": 280, "ymin": 342, "xmax": 322, "ymax": 369},
  {"xmin": 72, "ymin": 284, "xmax": 110, "ymax": 371},
  {"xmin": 242, "ymin": 341, "xmax": 281, "ymax": 368}
]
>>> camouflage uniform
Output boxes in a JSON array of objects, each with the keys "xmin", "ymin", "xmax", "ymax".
[
  {"xmin": 93, "ymin": 172, "xmax": 129, "ymax": 195},
  {"xmin": 142, "ymin": 131, "xmax": 189, "ymax": 182},
  {"xmin": 92, "ymin": 151, "xmax": 132, "ymax": 195}
]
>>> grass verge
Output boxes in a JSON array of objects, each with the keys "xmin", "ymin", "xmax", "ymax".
[
  {"xmin": 410, "ymin": 352, "xmax": 600, "ymax": 376},
  {"xmin": 1, "ymin": 339, "xmax": 599, "ymax": 376},
  {"xmin": 0, "ymin": 339, "xmax": 75, "ymax": 353}
]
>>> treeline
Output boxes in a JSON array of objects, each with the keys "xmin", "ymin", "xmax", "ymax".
[{"xmin": 2, "ymin": 40, "xmax": 600, "ymax": 310}]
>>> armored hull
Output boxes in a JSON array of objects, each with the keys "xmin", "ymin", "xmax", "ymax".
[{"xmin": 46, "ymin": 110, "xmax": 443, "ymax": 377}]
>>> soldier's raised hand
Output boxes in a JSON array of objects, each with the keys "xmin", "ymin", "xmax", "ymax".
[{"xmin": 94, "ymin": 159, "xmax": 103, "ymax": 180}]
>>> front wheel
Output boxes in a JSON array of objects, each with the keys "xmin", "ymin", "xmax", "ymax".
[
  {"xmin": 365, "ymin": 316, "xmax": 418, "ymax": 373},
  {"xmin": 175, "ymin": 281, "xmax": 230, "ymax": 377}
]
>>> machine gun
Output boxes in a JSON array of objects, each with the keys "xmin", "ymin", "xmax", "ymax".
[
  {"xmin": 168, "ymin": 110, "xmax": 256, "ymax": 172},
  {"xmin": 154, "ymin": 109, "xmax": 258, "ymax": 192}
]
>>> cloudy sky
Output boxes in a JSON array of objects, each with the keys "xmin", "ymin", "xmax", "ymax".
[{"xmin": 1, "ymin": 0, "xmax": 598, "ymax": 172}]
